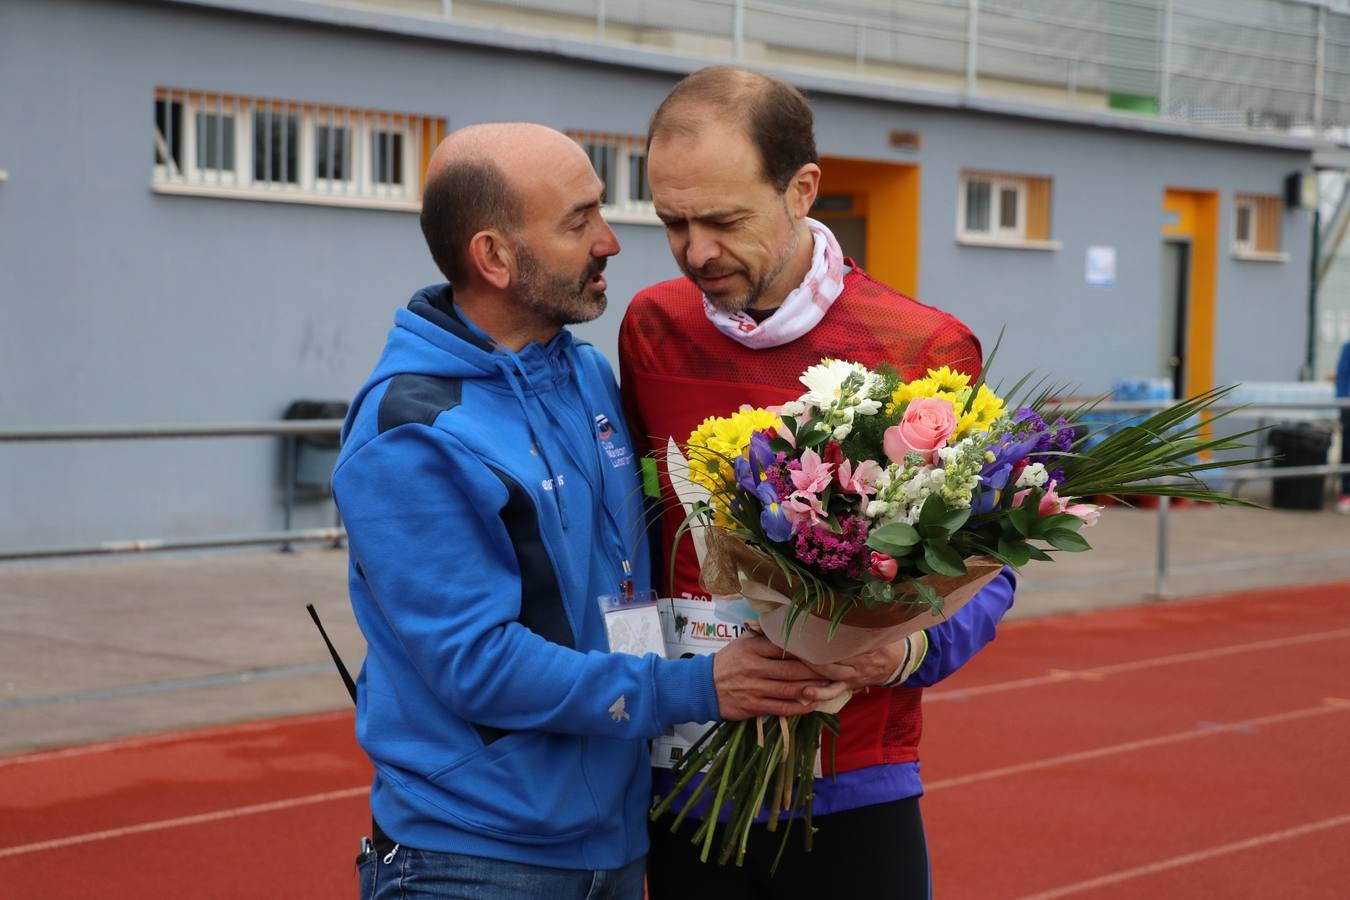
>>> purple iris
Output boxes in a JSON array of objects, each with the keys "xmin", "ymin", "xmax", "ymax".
[
  {"xmin": 757, "ymin": 489, "xmax": 794, "ymax": 542},
  {"xmin": 748, "ymin": 431, "xmax": 777, "ymax": 474},
  {"xmin": 734, "ymin": 432, "xmax": 794, "ymax": 542},
  {"xmin": 973, "ymin": 431, "xmax": 1043, "ymax": 516},
  {"xmin": 1013, "ymin": 408, "xmax": 1074, "ymax": 484},
  {"xmin": 982, "ymin": 431, "xmax": 1042, "ymax": 479}
]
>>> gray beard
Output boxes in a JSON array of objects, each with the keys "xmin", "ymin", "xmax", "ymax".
[{"xmin": 515, "ymin": 245, "xmax": 607, "ymax": 326}]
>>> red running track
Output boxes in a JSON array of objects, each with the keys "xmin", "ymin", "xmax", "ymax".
[{"xmin": 3, "ymin": 580, "xmax": 1348, "ymax": 898}]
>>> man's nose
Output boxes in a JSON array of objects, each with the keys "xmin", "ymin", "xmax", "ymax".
[
  {"xmin": 596, "ymin": 219, "xmax": 621, "ymax": 258},
  {"xmin": 685, "ymin": 228, "xmax": 721, "ymax": 271}
]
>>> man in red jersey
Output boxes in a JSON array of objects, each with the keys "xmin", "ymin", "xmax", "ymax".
[{"xmin": 619, "ymin": 67, "xmax": 1017, "ymax": 899}]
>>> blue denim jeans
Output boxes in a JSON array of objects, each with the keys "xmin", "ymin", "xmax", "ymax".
[{"xmin": 357, "ymin": 842, "xmax": 645, "ymax": 900}]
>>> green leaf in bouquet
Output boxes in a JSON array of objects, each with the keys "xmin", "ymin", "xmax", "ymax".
[
  {"xmin": 866, "ymin": 522, "xmax": 922, "ymax": 555},
  {"xmin": 917, "ymin": 492, "xmax": 952, "ymax": 528},
  {"xmin": 995, "ymin": 537, "xmax": 1033, "ymax": 568},
  {"xmin": 1044, "ymin": 528, "xmax": 1092, "ymax": 552},
  {"xmin": 1039, "ymin": 512, "xmax": 1085, "ymax": 532},
  {"xmin": 1053, "ymin": 385, "xmax": 1270, "ymax": 505},
  {"xmin": 780, "ymin": 415, "xmax": 797, "ymax": 434},
  {"xmin": 865, "ymin": 578, "xmax": 900, "ymax": 607},
  {"xmin": 924, "ymin": 540, "xmax": 968, "ymax": 577},
  {"xmin": 1008, "ymin": 503, "xmax": 1041, "ymax": 538},
  {"xmin": 907, "ymin": 578, "xmax": 943, "ymax": 614},
  {"xmin": 798, "ymin": 426, "xmax": 831, "ymax": 449},
  {"xmin": 931, "ymin": 505, "xmax": 971, "ymax": 535},
  {"xmin": 769, "ymin": 436, "xmax": 796, "ymax": 455},
  {"xmin": 971, "ymin": 540, "xmax": 1015, "ymax": 570},
  {"xmin": 1024, "ymin": 544, "xmax": 1054, "ymax": 562},
  {"xmin": 962, "ymin": 326, "xmax": 1004, "ymax": 415}
]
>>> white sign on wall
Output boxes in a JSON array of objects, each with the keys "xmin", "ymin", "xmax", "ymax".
[{"xmin": 1086, "ymin": 245, "xmax": 1116, "ymax": 287}]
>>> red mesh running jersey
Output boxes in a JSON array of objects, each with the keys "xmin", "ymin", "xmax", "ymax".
[{"xmin": 618, "ymin": 266, "xmax": 982, "ymax": 774}]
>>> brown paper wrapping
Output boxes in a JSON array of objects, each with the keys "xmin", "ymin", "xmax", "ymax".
[{"xmin": 698, "ymin": 529, "xmax": 1004, "ymax": 669}]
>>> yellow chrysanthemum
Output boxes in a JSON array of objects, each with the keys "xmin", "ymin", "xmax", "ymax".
[
  {"xmin": 685, "ymin": 407, "xmax": 781, "ymax": 493},
  {"xmin": 954, "ymin": 384, "xmax": 1005, "ymax": 438},
  {"xmin": 925, "ymin": 365, "xmax": 972, "ymax": 394},
  {"xmin": 886, "ymin": 377, "xmax": 961, "ymax": 415}
]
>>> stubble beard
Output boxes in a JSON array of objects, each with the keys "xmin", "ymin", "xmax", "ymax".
[
  {"xmin": 514, "ymin": 243, "xmax": 608, "ymax": 326},
  {"xmin": 701, "ymin": 215, "xmax": 801, "ymax": 315}
]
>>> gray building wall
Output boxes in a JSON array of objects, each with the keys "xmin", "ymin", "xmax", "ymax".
[{"xmin": 0, "ymin": 0, "xmax": 1315, "ymax": 553}]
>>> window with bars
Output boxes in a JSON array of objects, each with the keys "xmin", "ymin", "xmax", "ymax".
[
  {"xmin": 154, "ymin": 98, "xmax": 183, "ymax": 172},
  {"xmin": 371, "ymin": 130, "xmax": 405, "ymax": 187},
  {"xmin": 567, "ymin": 131, "xmax": 657, "ymax": 223},
  {"xmin": 195, "ymin": 111, "xmax": 236, "ymax": 172},
  {"xmin": 253, "ymin": 109, "xmax": 300, "ymax": 185},
  {"xmin": 1233, "ymin": 194, "xmax": 1283, "ymax": 258},
  {"xmin": 151, "ymin": 88, "xmax": 445, "ymax": 210},
  {"xmin": 958, "ymin": 171, "xmax": 1055, "ymax": 247},
  {"xmin": 314, "ymin": 123, "xmax": 353, "ymax": 184}
]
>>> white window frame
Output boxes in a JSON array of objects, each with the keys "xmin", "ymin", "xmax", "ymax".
[
  {"xmin": 1233, "ymin": 197, "xmax": 1257, "ymax": 254},
  {"xmin": 249, "ymin": 102, "xmax": 306, "ymax": 195},
  {"xmin": 958, "ymin": 174, "xmax": 1025, "ymax": 240},
  {"xmin": 1231, "ymin": 195, "xmax": 1288, "ymax": 262},
  {"xmin": 152, "ymin": 89, "xmax": 437, "ymax": 212},
  {"xmin": 569, "ymin": 132, "xmax": 658, "ymax": 225},
  {"xmin": 955, "ymin": 172, "xmax": 1060, "ymax": 251},
  {"xmin": 188, "ymin": 103, "xmax": 244, "ymax": 186},
  {"xmin": 312, "ymin": 110, "xmax": 358, "ymax": 196},
  {"xmin": 367, "ymin": 115, "xmax": 419, "ymax": 201}
]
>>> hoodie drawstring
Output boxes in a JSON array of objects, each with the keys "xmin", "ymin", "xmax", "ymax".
[{"xmin": 498, "ymin": 355, "xmax": 573, "ymax": 530}]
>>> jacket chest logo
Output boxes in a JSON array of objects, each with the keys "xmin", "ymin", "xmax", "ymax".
[{"xmin": 594, "ymin": 412, "xmax": 633, "ymax": 469}]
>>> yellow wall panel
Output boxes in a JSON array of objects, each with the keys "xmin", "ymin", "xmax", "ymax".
[{"xmin": 817, "ymin": 156, "xmax": 920, "ymax": 297}]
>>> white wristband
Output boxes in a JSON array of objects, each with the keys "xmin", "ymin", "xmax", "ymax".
[{"xmin": 882, "ymin": 632, "xmax": 925, "ymax": 687}]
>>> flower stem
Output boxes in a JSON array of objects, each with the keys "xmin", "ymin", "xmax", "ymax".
[
  {"xmin": 698, "ymin": 722, "xmax": 746, "ymax": 863},
  {"xmin": 650, "ymin": 720, "xmax": 736, "ymax": 823}
]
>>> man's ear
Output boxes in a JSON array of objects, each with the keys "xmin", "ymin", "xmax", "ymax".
[
  {"xmin": 467, "ymin": 231, "xmax": 514, "ymax": 291},
  {"xmin": 786, "ymin": 163, "xmax": 822, "ymax": 220}
]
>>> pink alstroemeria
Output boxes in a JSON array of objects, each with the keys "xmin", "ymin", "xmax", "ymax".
[
  {"xmin": 782, "ymin": 491, "xmax": 828, "ymax": 528},
  {"xmin": 1013, "ymin": 484, "xmax": 1102, "ymax": 527},
  {"xmin": 790, "ymin": 448, "xmax": 834, "ymax": 494},
  {"xmin": 836, "ymin": 458, "xmax": 882, "ymax": 496}
]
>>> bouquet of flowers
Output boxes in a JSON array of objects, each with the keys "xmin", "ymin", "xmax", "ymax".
[{"xmin": 651, "ymin": 354, "xmax": 1261, "ymax": 869}]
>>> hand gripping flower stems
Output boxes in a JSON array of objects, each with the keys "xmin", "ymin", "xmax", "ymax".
[{"xmin": 652, "ymin": 350, "xmax": 1266, "ymax": 870}]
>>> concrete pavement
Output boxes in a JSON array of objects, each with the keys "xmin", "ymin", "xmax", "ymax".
[{"xmin": 3, "ymin": 498, "xmax": 1349, "ymax": 756}]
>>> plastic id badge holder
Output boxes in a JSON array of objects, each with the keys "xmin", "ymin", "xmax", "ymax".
[{"xmin": 598, "ymin": 589, "xmax": 665, "ymax": 659}]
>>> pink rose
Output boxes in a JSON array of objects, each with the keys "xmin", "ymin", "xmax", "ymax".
[
  {"xmin": 868, "ymin": 551, "xmax": 898, "ymax": 581},
  {"xmin": 884, "ymin": 397, "xmax": 958, "ymax": 465}
]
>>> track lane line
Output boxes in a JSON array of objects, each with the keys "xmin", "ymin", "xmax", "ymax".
[
  {"xmin": 926, "ymin": 699, "xmax": 1350, "ymax": 791},
  {"xmin": 1015, "ymin": 811, "xmax": 1350, "ymax": 899},
  {"xmin": 0, "ymin": 787, "xmax": 368, "ymax": 858},
  {"xmin": 927, "ymin": 627, "xmax": 1350, "ymax": 703}
]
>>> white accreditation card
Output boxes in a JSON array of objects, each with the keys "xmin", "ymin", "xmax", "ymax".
[
  {"xmin": 598, "ymin": 589, "xmax": 665, "ymax": 658},
  {"xmin": 651, "ymin": 596, "xmax": 756, "ymax": 769}
]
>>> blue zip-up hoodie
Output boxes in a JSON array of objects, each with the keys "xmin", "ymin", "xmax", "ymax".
[{"xmin": 333, "ymin": 284, "xmax": 720, "ymax": 870}]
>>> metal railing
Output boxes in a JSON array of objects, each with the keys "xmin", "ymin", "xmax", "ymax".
[
  {"xmin": 337, "ymin": 0, "xmax": 1350, "ymax": 133},
  {"xmin": 1, "ymin": 402, "xmax": 1347, "ymax": 596},
  {"xmin": 0, "ymin": 420, "xmax": 346, "ymax": 562}
]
